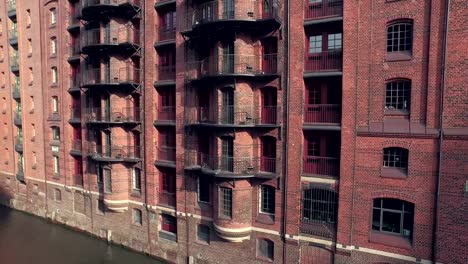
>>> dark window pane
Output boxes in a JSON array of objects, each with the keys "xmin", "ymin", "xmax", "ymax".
[
  {"xmin": 197, "ymin": 224, "xmax": 210, "ymax": 243},
  {"xmin": 382, "ymin": 211, "xmax": 402, "ymax": 234}
]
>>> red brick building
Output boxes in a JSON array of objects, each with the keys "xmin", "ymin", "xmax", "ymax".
[{"xmin": 0, "ymin": 0, "xmax": 466, "ymax": 263}]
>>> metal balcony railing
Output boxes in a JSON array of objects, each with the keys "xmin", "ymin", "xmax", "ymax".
[
  {"xmin": 303, "ymin": 156, "xmax": 339, "ymax": 177},
  {"xmin": 88, "ymin": 144, "xmax": 141, "ymax": 160},
  {"xmin": 7, "ymin": 0, "xmax": 16, "ymax": 12},
  {"xmin": 260, "ymin": 157, "xmax": 277, "ymax": 174},
  {"xmin": 84, "ymin": 107, "xmax": 140, "ymax": 123},
  {"xmin": 70, "ymin": 74, "xmax": 80, "ymax": 89},
  {"xmin": 12, "ymin": 83, "xmax": 20, "ymax": 99},
  {"xmin": 157, "ymin": 27, "xmax": 176, "ymax": 42},
  {"xmin": 180, "ymin": 0, "xmax": 279, "ymax": 32},
  {"xmin": 305, "ymin": 0, "xmax": 343, "ymax": 20},
  {"xmin": 10, "ymin": 55, "xmax": 19, "ymax": 68},
  {"xmin": 73, "ymin": 173, "xmax": 84, "ymax": 187},
  {"xmin": 8, "ymin": 28, "xmax": 17, "ymax": 41},
  {"xmin": 70, "ymin": 40, "xmax": 81, "ymax": 57},
  {"xmin": 156, "ymin": 105, "xmax": 176, "ymax": 122},
  {"xmin": 15, "ymin": 136, "xmax": 23, "ymax": 145},
  {"xmin": 158, "ymin": 146, "xmax": 176, "ymax": 162},
  {"xmin": 156, "ymin": 64, "xmax": 176, "ymax": 82},
  {"xmin": 70, "ymin": 107, "xmax": 81, "ymax": 120},
  {"xmin": 304, "ymin": 104, "xmax": 341, "ymax": 124},
  {"xmin": 81, "ymin": 67, "xmax": 141, "ymax": 86},
  {"xmin": 71, "ymin": 140, "xmax": 83, "ymax": 153},
  {"xmin": 159, "ymin": 192, "xmax": 176, "ymax": 208},
  {"xmin": 82, "ymin": 0, "xmax": 140, "ymax": 8},
  {"xmin": 13, "ymin": 111, "xmax": 21, "ymax": 124},
  {"xmin": 305, "ymin": 50, "xmax": 342, "ymax": 72},
  {"xmin": 186, "ymin": 105, "xmax": 279, "ymax": 126},
  {"xmin": 81, "ymin": 26, "xmax": 140, "ymax": 47},
  {"xmin": 70, "ymin": 6, "xmax": 81, "ymax": 25}
]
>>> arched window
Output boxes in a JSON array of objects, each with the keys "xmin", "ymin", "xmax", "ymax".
[
  {"xmin": 383, "ymin": 147, "xmax": 408, "ymax": 170},
  {"xmin": 301, "ymin": 186, "xmax": 338, "ymax": 238},
  {"xmin": 50, "ymin": 8, "xmax": 57, "ymax": 25},
  {"xmin": 387, "ymin": 20, "xmax": 413, "ymax": 53},
  {"xmin": 372, "ymin": 198, "xmax": 414, "ymax": 239},
  {"xmin": 51, "ymin": 67, "xmax": 58, "ymax": 83},
  {"xmin": 385, "ymin": 79, "xmax": 411, "ymax": 112},
  {"xmin": 50, "ymin": 37, "xmax": 57, "ymax": 55},
  {"xmin": 257, "ymin": 238, "xmax": 274, "ymax": 261}
]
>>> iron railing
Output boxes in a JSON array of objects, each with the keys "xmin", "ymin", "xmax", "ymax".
[
  {"xmin": 156, "ymin": 64, "xmax": 176, "ymax": 81},
  {"xmin": 15, "ymin": 136, "xmax": 23, "ymax": 145},
  {"xmin": 185, "ymin": 105, "xmax": 279, "ymax": 126},
  {"xmin": 303, "ymin": 156, "xmax": 339, "ymax": 177},
  {"xmin": 12, "ymin": 83, "xmax": 20, "ymax": 98},
  {"xmin": 88, "ymin": 144, "xmax": 141, "ymax": 160},
  {"xmin": 305, "ymin": 50, "xmax": 342, "ymax": 72},
  {"xmin": 180, "ymin": 0, "xmax": 279, "ymax": 32},
  {"xmin": 70, "ymin": 74, "xmax": 80, "ymax": 88},
  {"xmin": 155, "ymin": 105, "xmax": 176, "ymax": 122},
  {"xmin": 304, "ymin": 104, "xmax": 341, "ymax": 124},
  {"xmin": 13, "ymin": 111, "xmax": 21, "ymax": 124},
  {"xmin": 73, "ymin": 173, "xmax": 84, "ymax": 187},
  {"xmin": 10, "ymin": 54, "xmax": 19, "ymax": 68},
  {"xmin": 82, "ymin": 0, "xmax": 140, "ymax": 8},
  {"xmin": 157, "ymin": 27, "xmax": 176, "ymax": 42},
  {"xmin": 81, "ymin": 67, "xmax": 141, "ymax": 85},
  {"xmin": 70, "ymin": 40, "xmax": 81, "ymax": 57},
  {"xmin": 8, "ymin": 28, "xmax": 17, "ymax": 40},
  {"xmin": 304, "ymin": 0, "xmax": 343, "ymax": 20},
  {"xmin": 7, "ymin": 0, "xmax": 16, "ymax": 12},
  {"xmin": 81, "ymin": 26, "xmax": 140, "ymax": 47},
  {"xmin": 71, "ymin": 140, "xmax": 83, "ymax": 153},
  {"xmin": 84, "ymin": 107, "xmax": 140, "ymax": 122},
  {"xmin": 158, "ymin": 192, "xmax": 176, "ymax": 208},
  {"xmin": 157, "ymin": 146, "xmax": 176, "ymax": 162},
  {"xmin": 300, "ymin": 185, "xmax": 337, "ymax": 238},
  {"xmin": 69, "ymin": 5, "xmax": 81, "ymax": 25},
  {"xmin": 70, "ymin": 107, "xmax": 81, "ymax": 120}
]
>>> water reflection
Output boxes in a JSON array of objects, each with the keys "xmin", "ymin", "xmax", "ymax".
[{"xmin": 0, "ymin": 206, "xmax": 164, "ymax": 264}]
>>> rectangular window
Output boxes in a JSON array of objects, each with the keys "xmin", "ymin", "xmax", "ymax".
[
  {"xmin": 306, "ymin": 136, "xmax": 320, "ymax": 156},
  {"xmin": 387, "ymin": 22, "xmax": 413, "ymax": 53},
  {"xmin": 50, "ymin": 8, "xmax": 56, "ymax": 25},
  {"xmin": 133, "ymin": 209, "xmax": 142, "ymax": 225},
  {"xmin": 219, "ymin": 187, "xmax": 232, "ymax": 219},
  {"xmin": 260, "ymin": 185, "xmax": 275, "ymax": 215},
  {"xmin": 53, "ymin": 156, "xmax": 59, "ymax": 174},
  {"xmin": 52, "ymin": 96, "xmax": 58, "ymax": 112},
  {"xmin": 160, "ymin": 170, "xmax": 175, "ymax": 194},
  {"xmin": 132, "ymin": 168, "xmax": 141, "ymax": 191},
  {"xmin": 327, "ymin": 33, "xmax": 342, "ymax": 50},
  {"xmin": 257, "ymin": 239, "xmax": 274, "ymax": 261},
  {"xmin": 197, "ymin": 224, "xmax": 210, "ymax": 244},
  {"xmin": 308, "ymin": 35, "xmax": 322, "ymax": 54},
  {"xmin": 161, "ymin": 214, "xmax": 177, "ymax": 233},
  {"xmin": 385, "ymin": 80, "xmax": 411, "ymax": 111},
  {"xmin": 52, "ymin": 127, "xmax": 60, "ymax": 140},
  {"xmin": 104, "ymin": 169, "xmax": 112, "ymax": 193},
  {"xmin": 197, "ymin": 177, "xmax": 210, "ymax": 203},
  {"xmin": 54, "ymin": 188, "xmax": 61, "ymax": 201}
]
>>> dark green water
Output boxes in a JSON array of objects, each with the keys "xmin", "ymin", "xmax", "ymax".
[{"xmin": 0, "ymin": 205, "xmax": 164, "ymax": 264}]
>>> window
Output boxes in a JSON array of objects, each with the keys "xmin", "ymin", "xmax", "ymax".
[
  {"xmin": 257, "ymin": 239, "xmax": 274, "ymax": 261},
  {"xmin": 51, "ymin": 67, "xmax": 58, "ymax": 83},
  {"xmin": 306, "ymin": 136, "xmax": 320, "ymax": 156},
  {"xmin": 50, "ymin": 37, "xmax": 57, "ymax": 55},
  {"xmin": 132, "ymin": 167, "xmax": 141, "ymax": 191},
  {"xmin": 308, "ymin": 35, "xmax": 322, "ymax": 54},
  {"xmin": 219, "ymin": 187, "xmax": 232, "ymax": 219},
  {"xmin": 54, "ymin": 188, "xmax": 61, "ymax": 201},
  {"xmin": 133, "ymin": 209, "xmax": 142, "ymax": 225},
  {"xmin": 385, "ymin": 80, "xmax": 411, "ymax": 111},
  {"xmin": 197, "ymin": 224, "xmax": 210, "ymax": 244},
  {"xmin": 52, "ymin": 126, "xmax": 60, "ymax": 140},
  {"xmin": 383, "ymin": 147, "xmax": 408, "ymax": 170},
  {"xmin": 327, "ymin": 33, "xmax": 342, "ymax": 50},
  {"xmin": 31, "ymin": 123, "xmax": 36, "ymax": 137},
  {"xmin": 104, "ymin": 169, "xmax": 112, "ymax": 193},
  {"xmin": 97, "ymin": 199, "xmax": 105, "ymax": 214},
  {"xmin": 26, "ymin": 9, "xmax": 31, "ymax": 27},
  {"xmin": 260, "ymin": 185, "xmax": 275, "ymax": 215},
  {"xmin": 27, "ymin": 39, "xmax": 32, "ymax": 55},
  {"xmin": 160, "ymin": 170, "xmax": 175, "ymax": 193},
  {"xmin": 52, "ymin": 96, "xmax": 58, "ymax": 112},
  {"xmin": 160, "ymin": 214, "xmax": 177, "ymax": 241},
  {"xmin": 32, "ymin": 152, "xmax": 37, "ymax": 166},
  {"xmin": 53, "ymin": 156, "xmax": 59, "ymax": 174},
  {"xmin": 197, "ymin": 177, "xmax": 210, "ymax": 203},
  {"xmin": 301, "ymin": 187, "xmax": 338, "ymax": 238},
  {"xmin": 50, "ymin": 8, "xmax": 56, "ymax": 25},
  {"xmin": 372, "ymin": 198, "xmax": 414, "ymax": 239},
  {"xmin": 28, "ymin": 67, "xmax": 33, "ymax": 84},
  {"xmin": 387, "ymin": 21, "xmax": 413, "ymax": 53}
]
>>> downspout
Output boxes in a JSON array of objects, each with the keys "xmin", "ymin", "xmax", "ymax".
[
  {"xmin": 282, "ymin": 0, "xmax": 290, "ymax": 262},
  {"xmin": 434, "ymin": 0, "xmax": 450, "ymax": 261}
]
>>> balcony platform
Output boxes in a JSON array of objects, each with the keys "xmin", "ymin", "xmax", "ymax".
[{"xmin": 81, "ymin": 0, "xmax": 140, "ymax": 21}]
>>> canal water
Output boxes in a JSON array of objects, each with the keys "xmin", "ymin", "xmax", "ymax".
[{"xmin": 0, "ymin": 205, "xmax": 164, "ymax": 264}]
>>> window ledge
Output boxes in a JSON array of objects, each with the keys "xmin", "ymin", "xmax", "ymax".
[
  {"xmin": 384, "ymin": 109, "xmax": 409, "ymax": 117},
  {"xmin": 369, "ymin": 230, "xmax": 412, "ymax": 249},
  {"xmin": 385, "ymin": 52, "xmax": 413, "ymax": 62},
  {"xmin": 130, "ymin": 190, "xmax": 142, "ymax": 197},
  {"xmin": 381, "ymin": 167, "xmax": 408, "ymax": 179},
  {"xmin": 256, "ymin": 213, "xmax": 275, "ymax": 225}
]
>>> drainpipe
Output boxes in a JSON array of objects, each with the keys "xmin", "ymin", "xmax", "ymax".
[
  {"xmin": 282, "ymin": 0, "xmax": 290, "ymax": 262},
  {"xmin": 434, "ymin": 0, "xmax": 450, "ymax": 262}
]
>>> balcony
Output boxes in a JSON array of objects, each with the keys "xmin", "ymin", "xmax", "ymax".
[
  {"xmin": 14, "ymin": 137, "xmax": 23, "ymax": 153},
  {"xmin": 154, "ymin": 0, "xmax": 175, "ymax": 9},
  {"xmin": 186, "ymin": 54, "xmax": 278, "ymax": 82},
  {"xmin": 154, "ymin": 105, "xmax": 176, "ymax": 125},
  {"xmin": 73, "ymin": 173, "xmax": 84, "ymax": 187},
  {"xmin": 88, "ymin": 144, "xmax": 141, "ymax": 162},
  {"xmin": 81, "ymin": 67, "xmax": 141, "ymax": 88},
  {"xmin": 304, "ymin": 0, "xmax": 343, "ymax": 25},
  {"xmin": 154, "ymin": 64, "xmax": 176, "ymax": 86},
  {"xmin": 7, "ymin": 0, "xmax": 16, "ymax": 18},
  {"xmin": 155, "ymin": 27, "xmax": 176, "ymax": 48},
  {"xmin": 185, "ymin": 105, "xmax": 279, "ymax": 128},
  {"xmin": 13, "ymin": 111, "xmax": 22, "ymax": 126},
  {"xmin": 16, "ymin": 168, "xmax": 24, "ymax": 182},
  {"xmin": 302, "ymin": 156, "xmax": 339, "ymax": 178},
  {"xmin": 158, "ymin": 192, "xmax": 176, "ymax": 208},
  {"xmin": 155, "ymin": 146, "xmax": 176, "ymax": 168},
  {"xmin": 10, "ymin": 55, "xmax": 19, "ymax": 72},
  {"xmin": 70, "ymin": 140, "xmax": 83, "ymax": 156},
  {"xmin": 84, "ymin": 107, "xmax": 140, "ymax": 124},
  {"xmin": 180, "ymin": 0, "xmax": 280, "ymax": 38},
  {"xmin": 68, "ymin": 75, "xmax": 81, "ymax": 93},
  {"xmin": 69, "ymin": 107, "xmax": 82, "ymax": 124},
  {"xmin": 185, "ymin": 150, "xmax": 279, "ymax": 178},
  {"xmin": 8, "ymin": 29, "xmax": 17, "ymax": 46},
  {"xmin": 12, "ymin": 84, "xmax": 20, "ymax": 100},
  {"xmin": 304, "ymin": 104, "xmax": 341, "ymax": 130},
  {"xmin": 81, "ymin": 27, "xmax": 140, "ymax": 54},
  {"xmin": 68, "ymin": 41, "xmax": 81, "ymax": 63},
  {"xmin": 68, "ymin": 7, "xmax": 81, "ymax": 31},
  {"xmin": 304, "ymin": 50, "xmax": 342, "ymax": 77},
  {"xmin": 81, "ymin": 0, "xmax": 141, "ymax": 21}
]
